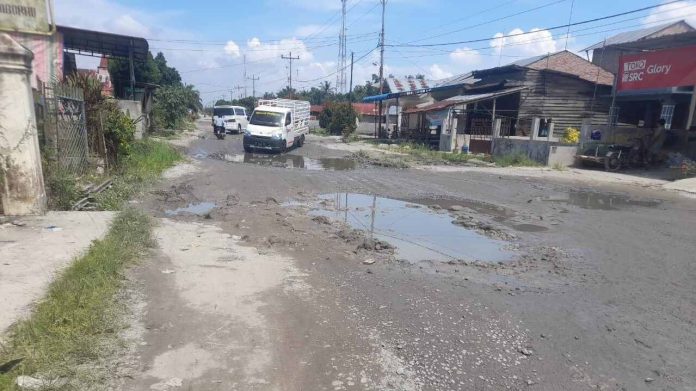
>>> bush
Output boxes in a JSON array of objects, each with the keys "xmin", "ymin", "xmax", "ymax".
[
  {"xmin": 320, "ymin": 102, "xmax": 357, "ymax": 137},
  {"xmin": 101, "ymin": 100, "xmax": 136, "ymax": 158},
  {"xmin": 153, "ymin": 85, "xmax": 202, "ymax": 130},
  {"xmin": 562, "ymin": 127, "xmax": 580, "ymax": 144}
]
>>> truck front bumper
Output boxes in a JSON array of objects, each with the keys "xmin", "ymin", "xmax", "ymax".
[{"xmin": 243, "ymin": 134, "xmax": 285, "ymax": 152}]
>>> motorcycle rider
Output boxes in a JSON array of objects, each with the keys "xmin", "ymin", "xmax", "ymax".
[{"xmin": 213, "ymin": 115, "xmax": 225, "ymax": 137}]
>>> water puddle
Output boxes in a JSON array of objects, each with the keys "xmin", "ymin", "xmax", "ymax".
[
  {"xmin": 165, "ymin": 202, "xmax": 216, "ymax": 216},
  {"xmin": 307, "ymin": 193, "xmax": 513, "ymax": 263},
  {"xmin": 213, "ymin": 153, "xmax": 357, "ymax": 171},
  {"xmin": 544, "ymin": 190, "xmax": 661, "ymax": 210}
]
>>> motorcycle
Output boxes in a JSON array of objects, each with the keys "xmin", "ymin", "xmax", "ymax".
[
  {"xmin": 213, "ymin": 125, "xmax": 226, "ymax": 140},
  {"xmin": 603, "ymin": 137, "xmax": 644, "ymax": 171}
]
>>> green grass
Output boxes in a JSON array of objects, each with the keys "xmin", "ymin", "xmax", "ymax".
[
  {"xmin": 0, "ymin": 208, "xmax": 153, "ymax": 390},
  {"xmin": 95, "ymin": 139, "xmax": 182, "ymax": 210},
  {"xmin": 384, "ymin": 142, "xmax": 489, "ymax": 165},
  {"xmin": 311, "ymin": 127, "xmax": 330, "ymax": 136},
  {"xmin": 492, "ymin": 153, "xmax": 541, "ymax": 167}
]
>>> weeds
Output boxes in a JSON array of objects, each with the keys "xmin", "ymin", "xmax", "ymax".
[
  {"xmin": 552, "ymin": 162, "xmax": 567, "ymax": 171},
  {"xmin": 43, "ymin": 164, "xmax": 81, "ymax": 210},
  {"xmin": 0, "ymin": 208, "xmax": 152, "ymax": 390},
  {"xmin": 95, "ymin": 139, "xmax": 181, "ymax": 210},
  {"xmin": 493, "ymin": 153, "xmax": 541, "ymax": 167}
]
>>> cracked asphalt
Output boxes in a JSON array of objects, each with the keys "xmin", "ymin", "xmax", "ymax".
[{"xmin": 115, "ymin": 120, "xmax": 696, "ymax": 390}]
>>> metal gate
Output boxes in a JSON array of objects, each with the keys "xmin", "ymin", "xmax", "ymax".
[{"xmin": 41, "ymin": 82, "xmax": 89, "ymax": 174}]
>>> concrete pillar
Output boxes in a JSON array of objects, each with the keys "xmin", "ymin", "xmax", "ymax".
[
  {"xmin": 0, "ymin": 33, "xmax": 47, "ymax": 215},
  {"xmin": 493, "ymin": 118, "xmax": 502, "ymax": 138}
]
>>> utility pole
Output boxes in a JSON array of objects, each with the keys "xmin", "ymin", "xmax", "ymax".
[
  {"xmin": 233, "ymin": 85, "xmax": 244, "ymax": 99},
  {"xmin": 281, "ymin": 51, "xmax": 300, "ymax": 99},
  {"xmin": 336, "ymin": 0, "xmax": 348, "ymax": 94},
  {"xmin": 247, "ymin": 74, "xmax": 260, "ymax": 99},
  {"xmin": 349, "ymin": 51, "xmax": 354, "ymax": 103},
  {"xmin": 377, "ymin": 0, "xmax": 387, "ymax": 138},
  {"xmin": 243, "ymin": 55, "xmax": 248, "ymax": 97}
]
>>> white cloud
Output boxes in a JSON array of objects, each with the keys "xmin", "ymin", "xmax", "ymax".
[
  {"xmin": 449, "ymin": 47, "xmax": 483, "ymax": 65},
  {"xmin": 643, "ymin": 1, "xmax": 696, "ymax": 27},
  {"xmin": 490, "ymin": 28, "xmax": 558, "ymax": 58},
  {"xmin": 245, "ymin": 37, "xmax": 314, "ymax": 63},
  {"xmin": 224, "ymin": 41, "xmax": 241, "ymax": 58},
  {"xmin": 428, "ymin": 64, "xmax": 453, "ymax": 80}
]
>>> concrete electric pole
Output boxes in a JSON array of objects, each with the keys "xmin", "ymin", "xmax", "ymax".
[
  {"xmin": 281, "ymin": 52, "xmax": 300, "ymax": 99},
  {"xmin": 247, "ymin": 74, "xmax": 260, "ymax": 99},
  {"xmin": 377, "ymin": 0, "xmax": 387, "ymax": 138}
]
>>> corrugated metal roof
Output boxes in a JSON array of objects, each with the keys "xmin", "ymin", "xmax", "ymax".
[
  {"xmin": 433, "ymin": 72, "xmax": 479, "ymax": 88},
  {"xmin": 404, "ymin": 87, "xmax": 527, "ymax": 114},
  {"xmin": 584, "ymin": 21, "xmax": 693, "ymax": 51}
]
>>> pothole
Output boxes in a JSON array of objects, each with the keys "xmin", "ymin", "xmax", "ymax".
[
  {"xmin": 165, "ymin": 202, "xmax": 216, "ymax": 216},
  {"xmin": 544, "ymin": 190, "xmax": 661, "ymax": 210},
  {"xmin": 210, "ymin": 152, "xmax": 358, "ymax": 171},
  {"xmin": 303, "ymin": 193, "xmax": 514, "ymax": 263}
]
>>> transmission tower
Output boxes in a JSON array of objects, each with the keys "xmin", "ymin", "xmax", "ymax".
[{"xmin": 335, "ymin": 0, "xmax": 348, "ymax": 94}]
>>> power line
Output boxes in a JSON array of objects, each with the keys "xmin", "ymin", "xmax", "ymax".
[
  {"xmin": 281, "ymin": 51, "xmax": 300, "ymax": 97},
  {"xmin": 389, "ymin": 0, "xmax": 682, "ymax": 47},
  {"xmin": 406, "ymin": 0, "xmax": 567, "ymax": 44}
]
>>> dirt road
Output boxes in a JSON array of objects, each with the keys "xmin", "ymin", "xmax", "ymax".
[{"xmin": 117, "ymin": 121, "xmax": 696, "ymax": 390}]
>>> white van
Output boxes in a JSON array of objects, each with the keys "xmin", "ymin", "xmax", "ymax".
[
  {"xmin": 212, "ymin": 105, "xmax": 249, "ymax": 134},
  {"xmin": 244, "ymin": 99, "xmax": 310, "ymax": 153}
]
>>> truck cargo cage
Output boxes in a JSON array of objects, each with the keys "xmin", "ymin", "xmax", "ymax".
[{"xmin": 257, "ymin": 99, "xmax": 310, "ymax": 128}]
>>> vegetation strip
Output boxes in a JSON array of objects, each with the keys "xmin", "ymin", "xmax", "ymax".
[{"xmin": 0, "ymin": 208, "xmax": 153, "ymax": 390}]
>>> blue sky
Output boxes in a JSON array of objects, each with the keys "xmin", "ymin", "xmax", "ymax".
[{"xmin": 56, "ymin": 0, "xmax": 696, "ymax": 103}]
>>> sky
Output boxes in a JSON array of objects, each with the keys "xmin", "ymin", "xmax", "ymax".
[{"xmin": 55, "ymin": 0, "xmax": 696, "ymax": 104}]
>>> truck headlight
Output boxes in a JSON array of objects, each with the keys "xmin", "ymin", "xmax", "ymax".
[
  {"xmin": 244, "ymin": 130, "xmax": 251, "ymax": 136},
  {"xmin": 271, "ymin": 132, "xmax": 283, "ymax": 139}
]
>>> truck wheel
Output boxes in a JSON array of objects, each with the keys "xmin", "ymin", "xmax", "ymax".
[
  {"xmin": 298, "ymin": 134, "xmax": 305, "ymax": 147},
  {"xmin": 244, "ymin": 145, "xmax": 253, "ymax": 153}
]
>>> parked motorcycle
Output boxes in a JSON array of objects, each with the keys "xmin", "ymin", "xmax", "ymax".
[{"xmin": 604, "ymin": 138, "xmax": 644, "ymax": 171}]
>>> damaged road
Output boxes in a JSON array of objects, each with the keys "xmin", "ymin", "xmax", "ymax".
[{"xmin": 116, "ymin": 121, "xmax": 696, "ymax": 390}]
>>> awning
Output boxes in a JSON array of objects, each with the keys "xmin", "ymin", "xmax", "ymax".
[
  {"xmin": 403, "ymin": 87, "xmax": 527, "ymax": 114},
  {"xmin": 58, "ymin": 25, "xmax": 149, "ymax": 62}
]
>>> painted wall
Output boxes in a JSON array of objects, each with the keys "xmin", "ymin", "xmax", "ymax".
[
  {"xmin": 491, "ymin": 137, "xmax": 578, "ymax": 167},
  {"xmin": 8, "ymin": 31, "xmax": 63, "ymax": 89}
]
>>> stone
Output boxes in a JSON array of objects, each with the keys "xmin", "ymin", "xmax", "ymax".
[
  {"xmin": 362, "ymin": 258, "xmax": 376, "ymax": 265},
  {"xmin": 448, "ymin": 205, "xmax": 465, "ymax": 211},
  {"xmin": 644, "ymin": 377, "xmax": 655, "ymax": 383},
  {"xmin": 519, "ymin": 348, "xmax": 533, "ymax": 356}
]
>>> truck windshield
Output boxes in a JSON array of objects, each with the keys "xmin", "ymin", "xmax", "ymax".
[
  {"xmin": 250, "ymin": 110, "xmax": 284, "ymax": 127},
  {"xmin": 213, "ymin": 108, "xmax": 234, "ymax": 116}
]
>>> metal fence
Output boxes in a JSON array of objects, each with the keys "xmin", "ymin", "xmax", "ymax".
[{"xmin": 37, "ymin": 81, "xmax": 89, "ymax": 174}]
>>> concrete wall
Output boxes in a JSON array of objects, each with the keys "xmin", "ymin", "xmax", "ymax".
[
  {"xmin": 491, "ymin": 136, "xmax": 578, "ymax": 167},
  {"xmin": 117, "ymin": 100, "xmax": 143, "ymax": 139}
]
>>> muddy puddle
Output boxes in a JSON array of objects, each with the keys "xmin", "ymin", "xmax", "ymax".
[
  {"xmin": 211, "ymin": 152, "xmax": 357, "ymax": 171},
  {"xmin": 165, "ymin": 202, "xmax": 216, "ymax": 216},
  {"xmin": 544, "ymin": 190, "xmax": 661, "ymax": 210},
  {"xmin": 306, "ymin": 193, "xmax": 513, "ymax": 263}
]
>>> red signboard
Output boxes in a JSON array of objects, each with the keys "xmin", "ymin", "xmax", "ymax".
[{"xmin": 617, "ymin": 45, "xmax": 696, "ymax": 91}]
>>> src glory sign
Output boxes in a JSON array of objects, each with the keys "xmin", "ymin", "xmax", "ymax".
[{"xmin": 618, "ymin": 45, "xmax": 696, "ymax": 91}]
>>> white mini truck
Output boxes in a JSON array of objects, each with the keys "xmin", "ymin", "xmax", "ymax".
[{"xmin": 244, "ymin": 99, "xmax": 310, "ymax": 153}]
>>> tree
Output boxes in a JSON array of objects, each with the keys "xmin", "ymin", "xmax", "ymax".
[
  {"xmin": 108, "ymin": 52, "xmax": 160, "ymax": 98},
  {"xmin": 154, "ymin": 52, "xmax": 182, "ymax": 87},
  {"xmin": 153, "ymin": 84, "xmax": 203, "ymax": 129},
  {"xmin": 108, "ymin": 52, "xmax": 182, "ymax": 98}
]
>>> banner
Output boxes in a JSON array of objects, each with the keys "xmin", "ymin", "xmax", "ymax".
[
  {"xmin": 0, "ymin": 0, "xmax": 52, "ymax": 35},
  {"xmin": 618, "ymin": 45, "xmax": 696, "ymax": 91}
]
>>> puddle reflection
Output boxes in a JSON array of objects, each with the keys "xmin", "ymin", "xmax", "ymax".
[{"xmin": 311, "ymin": 193, "xmax": 513, "ymax": 263}]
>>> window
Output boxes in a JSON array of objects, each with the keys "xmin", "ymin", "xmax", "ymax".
[
  {"xmin": 234, "ymin": 108, "xmax": 245, "ymax": 116},
  {"xmin": 250, "ymin": 110, "xmax": 283, "ymax": 127},
  {"xmin": 285, "ymin": 113, "xmax": 292, "ymax": 126},
  {"xmin": 660, "ymin": 105, "xmax": 675, "ymax": 130},
  {"xmin": 213, "ymin": 107, "xmax": 234, "ymax": 116}
]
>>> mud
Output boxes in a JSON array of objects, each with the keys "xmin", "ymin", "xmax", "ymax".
[{"xmin": 118, "ymin": 121, "xmax": 696, "ymax": 391}]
